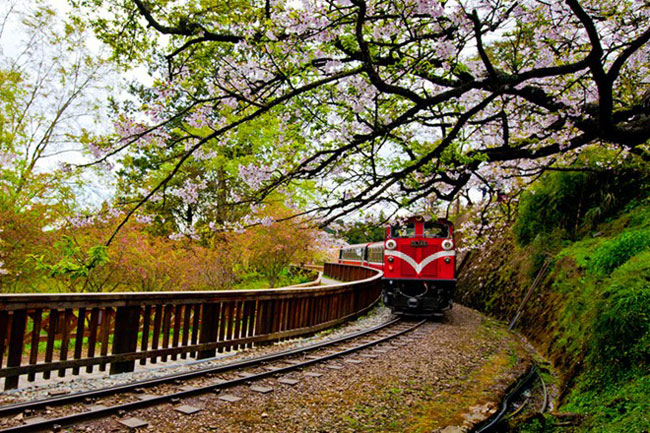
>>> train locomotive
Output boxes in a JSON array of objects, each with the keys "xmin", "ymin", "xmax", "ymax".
[{"xmin": 338, "ymin": 216, "xmax": 456, "ymax": 316}]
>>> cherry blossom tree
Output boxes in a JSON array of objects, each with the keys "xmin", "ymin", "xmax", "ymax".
[{"xmin": 71, "ymin": 0, "xmax": 649, "ymax": 240}]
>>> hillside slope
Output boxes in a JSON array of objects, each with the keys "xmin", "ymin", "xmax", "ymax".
[{"xmin": 457, "ymin": 177, "xmax": 649, "ymax": 432}]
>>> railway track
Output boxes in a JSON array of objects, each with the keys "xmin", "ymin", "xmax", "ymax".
[{"xmin": 0, "ymin": 317, "xmax": 427, "ymax": 432}]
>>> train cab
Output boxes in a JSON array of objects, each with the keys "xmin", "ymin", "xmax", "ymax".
[{"xmin": 382, "ymin": 216, "xmax": 455, "ymax": 316}]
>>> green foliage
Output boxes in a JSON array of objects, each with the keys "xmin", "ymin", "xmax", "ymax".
[
  {"xmin": 335, "ymin": 220, "xmax": 385, "ymax": 244},
  {"xmin": 589, "ymin": 229, "xmax": 650, "ymax": 276},
  {"xmin": 589, "ymin": 251, "xmax": 650, "ymax": 376},
  {"xmin": 232, "ymin": 267, "xmax": 312, "ymax": 290},
  {"xmin": 30, "ymin": 236, "xmax": 110, "ymax": 280},
  {"xmin": 514, "ymin": 160, "xmax": 648, "ymax": 246},
  {"xmin": 561, "ymin": 373, "xmax": 650, "ymax": 432}
]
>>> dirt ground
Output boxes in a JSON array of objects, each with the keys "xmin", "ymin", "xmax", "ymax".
[{"xmin": 67, "ymin": 304, "xmax": 531, "ymax": 433}]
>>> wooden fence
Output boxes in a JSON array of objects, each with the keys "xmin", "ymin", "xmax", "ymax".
[{"xmin": 0, "ymin": 264, "xmax": 381, "ymax": 390}]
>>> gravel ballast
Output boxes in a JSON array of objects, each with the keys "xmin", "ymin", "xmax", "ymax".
[{"xmin": 54, "ymin": 304, "xmax": 532, "ymax": 432}]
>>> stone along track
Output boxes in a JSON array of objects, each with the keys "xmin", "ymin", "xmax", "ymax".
[{"xmin": 0, "ymin": 317, "xmax": 427, "ymax": 432}]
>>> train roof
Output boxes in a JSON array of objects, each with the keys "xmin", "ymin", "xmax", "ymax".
[
  {"xmin": 392, "ymin": 215, "xmax": 453, "ymax": 225},
  {"xmin": 341, "ymin": 242, "xmax": 383, "ymax": 249}
]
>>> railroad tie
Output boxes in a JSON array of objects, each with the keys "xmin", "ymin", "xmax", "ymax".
[
  {"xmin": 174, "ymin": 405, "xmax": 202, "ymax": 415},
  {"xmin": 118, "ymin": 417, "xmax": 149, "ymax": 429}
]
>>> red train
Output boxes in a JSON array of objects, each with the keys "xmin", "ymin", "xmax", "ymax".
[{"xmin": 338, "ymin": 216, "xmax": 455, "ymax": 316}]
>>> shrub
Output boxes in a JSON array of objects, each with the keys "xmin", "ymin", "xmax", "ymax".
[
  {"xmin": 514, "ymin": 166, "xmax": 647, "ymax": 246},
  {"xmin": 589, "ymin": 250, "xmax": 650, "ymax": 377},
  {"xmin": 589, "ymin": 229, "xmax": 650, "ymax": 276}
]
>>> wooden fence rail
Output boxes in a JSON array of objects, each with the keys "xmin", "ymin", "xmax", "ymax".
[{"xmin": 0, "ymin": 264, "xmax": 381, "ymax": 390}]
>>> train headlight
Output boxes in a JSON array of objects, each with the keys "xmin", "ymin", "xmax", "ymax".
[
  {"xmin": 386, "ymin": 239, "xmax": 397, "ymax": 250},
  {"xmin": 387, "ymin": 256, "xmax": 394, "ymax": 262},
  {"xmin": 441, "ymin": 239, "xmax": 454, "ymax": 250}
]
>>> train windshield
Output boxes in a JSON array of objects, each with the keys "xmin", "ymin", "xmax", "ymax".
[
  {"xmin": 391, "ymin": 222, "xmax": 416, "ymax": 238},
  {"xmin": 423, "ymin": 221, "xmax": 449, "ymax": 238}
]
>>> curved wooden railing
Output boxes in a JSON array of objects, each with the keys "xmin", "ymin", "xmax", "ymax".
[{"xmin": 0, "ymin": 264, "xmax": 381, "ymax": 390}]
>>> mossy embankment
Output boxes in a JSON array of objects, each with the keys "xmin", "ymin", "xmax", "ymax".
[{"xmin": 457, "ymin": 164, "xmax": 650, "ymax": 432}]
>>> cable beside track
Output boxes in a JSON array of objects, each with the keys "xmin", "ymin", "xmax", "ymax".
[{"xmin": 472, "ymin": 366, "xmax": 544, "ymax": 433}]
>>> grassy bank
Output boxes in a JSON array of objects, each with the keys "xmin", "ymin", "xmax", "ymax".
[{"xmin": 457, "ymin": 165, "xmax": 650, "ymax": 432}]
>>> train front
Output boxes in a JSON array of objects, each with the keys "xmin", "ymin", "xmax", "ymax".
[{"xmin": 382, "ymin": 216, "xmax": 456, "ymax": 316}]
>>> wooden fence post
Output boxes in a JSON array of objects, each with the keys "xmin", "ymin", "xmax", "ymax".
[
  {"xmin": 110, "ymin": 306, "xmax": 141, "ymax": 375},
  {"xmin": 5, "ymin": 310, "xmax": 27, "ymax": 390},
  {"xmin": 197, "ymin": 303, "xmax": 218, "ymax": 359}
]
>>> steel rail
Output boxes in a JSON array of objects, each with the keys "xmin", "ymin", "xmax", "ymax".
[
  {"xmin": 0, "ymin": 316, "xmax": 400, "ymax": 417},
  {"xmin": 1, "ymin": 319, "xmax": 426, "ymax": 432}
]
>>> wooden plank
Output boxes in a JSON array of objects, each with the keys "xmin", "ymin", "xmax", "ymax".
[
  {"xmin": 287, "ymin": 298, "xmax": 295, "ymax": 331},
  {"xmin": 232, "ymin": 301, "xmax": 242, "ymax": 351},
  {"xmin": 0, "ymin": 279, "xmax": 384, "ymax": 310},
  {"xmin": 287, "ymin": 299, "xmax": 296, "ymax": 331},
  {"xmin": 217, "ymin": 302, "xmax": 227, "ymax": 353},
  {"xmin": 190, "ymin": 304, "xmax": 200, "ymax": 358},
  {"xmin": 225, "ymin": 302, "xmax": 235, "ymax": 352},
  {"xmin": 43, "ymin": 309, "xmax": 59, "ymax": 380},
  {"xmin": 259, "ymin": 300, "xmax": 271, "ymax": 336},
  {"xmin": 299, "ymin": 298, "xmax": 308, "ymax": 328},
  {"xmin": 311, "ymin": 297, "xmax": 318, "ymax": 327},
  {"xmin": 27, "ymin": 309, "xmax": 42, "ymax": 381},
  {"xmin": 72, "ymin": 308, "xmax": 86, "ymax": 375},
  {"xmin": 171, "ymin": 304, "xmax": 182, "ymax": 361},
  {"xmin": 160, "ymin": 305, "xmax": 172, "ymax": 362},
  {"xmin": 0, "ymin": 288, "xmax": 362, "ymax": 312},
  {"xmin": 150, "ymin": 304, "xmax": 162, "ymax": 363},
  {"xmin": 253, "ymin": 300, "xmax": 264, "ymax": 338},
  {"xmin": 292, "ymin": 298, "xmax": 301, "ymax": 330},
  {"xmin": 240, "ymin": 301, "xmax": 252, "ymax": 349},
  {"xmin": 99, "ymin": 308, "xmax": 112, "ymax": 372},
  {"xmin": 269, "ymin": 299, "xmax": 279, "ymax": 334},
  {"xmin": 276, "ymin": 299, "xmax": 284, "ymax": 334},
  {"xmin": 181, "ymin": 304, "xmax": 191, "ymax": 359},
  {"xmin": 139, "ymin": 305, "xmax": 151, "ymax": 366},
  {"xmin": 86, "ymin": 308, "xmax": 99, "ymax": 373},
  {"xmin": 329, "ymin": 295, "xmax": 336, "ymax": 322},
  {"xmin": 275, "ymin": 299, "xmax": 284, "ymax": 333},
  {"xmin": 4, "ymin": 310, "xmax": 27, "ymax": 390},
  {"xmin": 313, "ymin": 297, "xmax": 320, "ymax": 325},
  {"xmin": 58, "ymin": 309, "xmax": 73, "ymax": 377},
  {"xmin": 0, "ymin": 311, "xmax": 8, "ymax": 369}
]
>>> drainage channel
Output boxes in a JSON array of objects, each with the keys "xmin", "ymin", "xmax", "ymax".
[
  {"xmin": 472, "ymin": 366, "xmax": 547, "ymax": 433},
  {"xmin": 1, "ymin": 318, "xmax": 426, "ymax": 432}
]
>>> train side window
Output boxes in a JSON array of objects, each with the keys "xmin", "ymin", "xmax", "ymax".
[
  {"xmin": 368, "ymin": 247, "xmax": 384, "ymax": 263},
  {"xmin": 391, "ymin": 222, "xmax": 415, "ymax": 238},
  {"xmin": 424, "ymin": 222, "xmax": 449, "ymax": 238}
]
